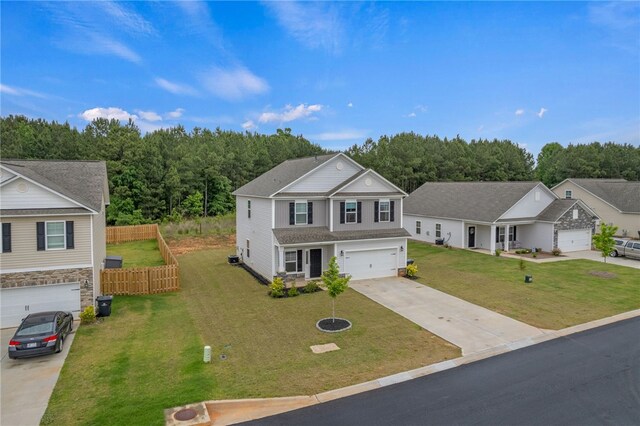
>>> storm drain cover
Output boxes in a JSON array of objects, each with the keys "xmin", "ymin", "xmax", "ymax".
[
  {"xmin": 174, "ymin": 408, "xmax": 197, "ymax": 421},
  {"xmin": 220, "ymin": 354, "xmax": 227, "ymax": 360}
]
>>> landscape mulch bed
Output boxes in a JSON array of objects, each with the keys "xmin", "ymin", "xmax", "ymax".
[{"xmin": 317, "ymin": 318, "xmax": 352, "ymax": 332}]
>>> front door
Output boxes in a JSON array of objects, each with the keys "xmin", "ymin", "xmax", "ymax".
[
  {"xmin": 309, "ymin": 249, "xmax": 322, "ymax": 278},
  {"xmin": 468, "ymin": 226, "xmax": 476, "ymax": 248}
]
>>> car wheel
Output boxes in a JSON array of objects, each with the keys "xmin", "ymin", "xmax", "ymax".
[
  {"xmin": 56, "ymin": 337, "xmax": 63, "ymax": 353},
  {"xmin": 610, "ymin": 250, "xmax": 618, "ymax": 257}
]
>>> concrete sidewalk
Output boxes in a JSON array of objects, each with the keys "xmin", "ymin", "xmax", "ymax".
[{"xmin": 350, "ymin": 277, "xmax": 546, "ymax": 355}]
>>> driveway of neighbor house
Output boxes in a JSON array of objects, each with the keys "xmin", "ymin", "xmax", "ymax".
[
  {"xmin": 1, "ymin": 324, "xmax": 77, "ymax": 426},
  {"xmin": 350, "ymin": 278, "xmax": 546, "ymax": 355},
  {"xmin": 565, "ymin": 250, "xmax": 640, "ymax": 269}
]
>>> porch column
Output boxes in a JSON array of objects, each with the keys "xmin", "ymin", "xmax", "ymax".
[
  {"xmin": 504, "ymin": 224, "xmax": 510, "ymax": 252},
  {"xmin": 490, "ymin": 225, "xmax": 497, "ymax": 254},
  {"xmin": 461, "ymin": 222, "xmax": 465, "ymax": 247},
  {"xmin": 277, "ymin": 246, "xmax": 285, "ymax": 273},
  {"xmin": 329, "ymin": 198, "xmax": 334, "ymax": 231}
]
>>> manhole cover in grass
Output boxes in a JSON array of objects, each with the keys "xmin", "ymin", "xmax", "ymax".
[
  {"xmin": 174, "ymin": 408, "xmax": 197, "ymax": 421},
  {"xmin": 316, "ymin": 318, "xmax": 352, "ymax": 333}
]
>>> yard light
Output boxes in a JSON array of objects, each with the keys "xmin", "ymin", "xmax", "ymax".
[
  {"xmin": 340, "ymin": 250, "xmax": 344, "ymax": 256},
  {"xmin": 203, "ymin": 346, "xmax": 211, "ymax": 363},
  {"xmin": 400, "ymin": 245, "xmax": 404, "ymax": 252}
]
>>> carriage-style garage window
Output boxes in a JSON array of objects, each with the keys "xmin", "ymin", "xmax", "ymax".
[
  {"xmin": 285, "ymin": 251, "xmax": 297, "ymax": 273},
  {"xmin": 379, "ymin": 200, "xmax": 390, "ymax": 222},
  {"xmin": 345, "ymin": 201, "xmax": 357, "ymax": 223},
  {"xmin": 46, "ymin": 221, "xmax": 65, "ymax": 250}
]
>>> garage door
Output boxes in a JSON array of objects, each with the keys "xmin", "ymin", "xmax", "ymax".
[
  {"xmin": 345, "ymin": 248, "xmax": 397, "ymax": 280},
  {"xmin": 557, "ymin": 229, "xmax": 591, "ymax": 252},
  {"xmin": 1, "ymin": 283, "xmax": 81, "ymax": 328}
]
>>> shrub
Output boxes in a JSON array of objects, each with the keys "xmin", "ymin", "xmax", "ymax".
[
  {"xmin": 519, "ymin": 258, "xmax": 526, "ymax": 272},
  {"xmin": 495, "ymin": 249, "xmax": 502, "ymax": 257},
  {"xmin": 406, "ymin": 263, "xmax": 418, "ymax": 278},
  {"xmin": 551, "ymin": 248, "xmax": 562, "ymax": 256},
  {"xmin": 80, "ymin": 305, "xmax": 97, "ymax": 324},
  {"xmin": 303, "ymin": 281, "xmax": 321, "ymax": 293},
  {"xmin": 288, "ymin": 286, "xmax": 299, "ymax": 297},
  {"xmin": 532, "ymin": 252, "xmax": 538, "ymax": 258},
  {"xmin": 268, "ymin": 277, "xmax": 285, "ymax": 298}
]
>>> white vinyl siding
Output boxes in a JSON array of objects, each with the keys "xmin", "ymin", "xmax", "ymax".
[
  {"xmin": 284, "ymin": 156, "xmax": 361, "ymax": 193},
  {"xmin": 235, "ymin": 196, "xmax": 274, "ymax": 280},
  {"xmin": 0, "ymin": 177, "xmax": 80, "ymax": 209},
  {"xmin": 500, "ymin": 184, "xmax": 555, "ymax": 220},
  {"xmin": 335, "ymin": 171, "xmax": 398, "ymax": 194}
]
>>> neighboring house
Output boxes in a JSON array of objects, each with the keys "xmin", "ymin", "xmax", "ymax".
[
  {"xmin": 233, "ymin": 153, "xmax": 410, "ymax": 282},
  {"xmin": 404, "ymin": 181, "xmax": 599, "ymax": 254},
  {"xmin": 0, "ymin": 160, "xmax": 109, "ymax": 328},
  {"xmin": 551, "ymin": 179, "xmax": 640, "ymax": 238}
]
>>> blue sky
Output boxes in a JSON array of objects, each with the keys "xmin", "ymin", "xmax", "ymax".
[{"xmin": 1, "ymin": 1, "xmax": 639, "ymax": 157}]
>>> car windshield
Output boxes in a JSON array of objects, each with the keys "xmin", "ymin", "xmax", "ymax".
[{"xmin": 16, "ymin": 321, "xmax": 54, "ymax": 336}]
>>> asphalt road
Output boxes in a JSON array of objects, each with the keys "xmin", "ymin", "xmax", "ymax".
[{"xmin": 248, "ymin": 317, "xmax": 640, "ymax": 426}]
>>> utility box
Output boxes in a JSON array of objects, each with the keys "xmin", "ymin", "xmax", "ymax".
[{"xmin": 105, "ymin": 256, "xmax": 123, "ymax": 269}]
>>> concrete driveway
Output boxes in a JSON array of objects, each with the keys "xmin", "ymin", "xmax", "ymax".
[
  {"xmin": 1, "ymin": 322, "xmax": 77, "ymax": 426},
  {"xmin": 350, "ymin": 278, "xmax": 546, "ymax": 355},
  {"xmin": 565, "ymin": 250, "xmax": 640, "ymax": 269}
]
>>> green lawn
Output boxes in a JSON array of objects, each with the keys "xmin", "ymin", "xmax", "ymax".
[
  {"xmin": 106, "ymin": 239, "xmax": 165, "ymax": 267},
  {"xmin": 409, "ymin": 240, "xmax": 640, "ymax": 329},
  {"xmin": 43, "ymin": 247, "xmax": 459, "ymax": 425}
]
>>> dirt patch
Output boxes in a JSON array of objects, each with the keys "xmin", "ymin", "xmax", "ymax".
[
  {"xmin": 512, "ymin": 252, "xmax": 561, "ymax": 260},
  {"xmin": 589, "ymin": 271, "xmax": 617, "ymax": 279},
  {"xmin": 167, "ymin": 234, "xmax": 235, "ymax": 256}
]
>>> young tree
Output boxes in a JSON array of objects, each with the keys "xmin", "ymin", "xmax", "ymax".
[
  {"xmin": 592, "ymin": 223, "xmax": 618, "ymax": 263},
  {"xmin": 322, "ymin": 256, "xmax": 350, "ymax": 322}
]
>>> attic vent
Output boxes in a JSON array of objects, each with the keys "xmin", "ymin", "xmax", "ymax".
[
  {"xmin": 336, "ymin": 161, "xmax": 344, "ymax": 171},
  {"xmin": 16, "ymin": 182, "xmax": 28, "ymax": 193},
  {"xmin": 365, "ymin": 178, "xmax": 372, "ymax": 187}
]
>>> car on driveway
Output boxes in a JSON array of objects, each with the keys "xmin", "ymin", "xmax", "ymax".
[
  {"xmin": 8, "ymin": 311, "xmax": 73, "ymax": 359},
  {"xmin": 610, "ymin": 238, "xmax": 630, "ymax": 257}
]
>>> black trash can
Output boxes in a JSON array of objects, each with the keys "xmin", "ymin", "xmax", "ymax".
[
  {"xmin": 96, "ymin": 295, "xmax": 113, "ymax": 317},
  {"xmin": 435, "ymin": 238, "xmax": 444, "ymax": 245},
  {"xmin": 228, "ymin": 255, "xmax": 240, "ymax": 265},
  {"xmin": 406, "ymin": 259, "xmax": 415, "ymax": 266}
]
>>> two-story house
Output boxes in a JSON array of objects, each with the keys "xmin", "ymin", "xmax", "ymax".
[
  {"xmin": 0, "ymin": 160, "xmax": 109, "ymax": 328},
  {"xmin": 233, "ymin": 153, "xmax": 410, "ymax": 282}
]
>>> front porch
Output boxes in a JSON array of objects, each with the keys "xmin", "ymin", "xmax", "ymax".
[
  {"xmin": 275, "ymin": 244, "xmax": 334, "ymax": 282},
  {"xmin": 462, "ymin": 221, "xmax": 552, "ymax": 254}
]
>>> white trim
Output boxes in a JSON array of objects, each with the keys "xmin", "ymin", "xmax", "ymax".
[
  {"xmin": 0, "ymin": 212, "xmax": 93, "ymax": 218},
  {"xmin": 327, "ymin": 168, "xmax": 408, "ymax": 197},
  {"xmin": 400, "ymin": 198, "xmax": 403, "ymax": 228},
  {"xmin": 90, "ymin": 213, "xmax": 95, "ymax": 297},
  {"xmin": 0, "ymin": 165, "xmax": 99, "ymax": 213},
  {"xmin": 0, "ymin": 175, "xmax": 19, "ymax": 187},
  {"xmin": 329, "ymin": 199, "xmax": 334, "ymax": 232},
  {"xmin": 45, "ymin": 220, "xmax": 66, "ymax": 250},
  {"xmin": 295, "ymin": 200, "xmax": 308, "ymax": 225},
  {"xmin": 403, "ymin": 213, "xmax": 495, "ymax": 226},
  {"xmin": 1, "ymin": 264, "xmax": 94, "ymax": 274},
  {"xmin": 345, "ymin": 200, "xmax": 358, "ymax": 224},
  {"xmin": 278, "ymin": 235, "xmax": 407, "ymax": 248},
  {"xmin": 378, "ymin": 199, "xmax": 391, "ymax": 222},
  {"xmin": 271, "ymin": 199, "xmax": 275, "ymax": 229}
]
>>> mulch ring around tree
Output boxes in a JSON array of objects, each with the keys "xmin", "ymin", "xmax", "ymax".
[
  {"xmin": 589, "ymin": 271, "xmax": 617, "ymax": 279},
  {"xmin": 316, "ymin": 318, "xmax": 352, "ymax": 333}
]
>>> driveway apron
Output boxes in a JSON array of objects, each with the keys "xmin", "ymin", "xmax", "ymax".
[{"xmin": 350, "ymin": 278, "xmax": 545, "ymax": 355}]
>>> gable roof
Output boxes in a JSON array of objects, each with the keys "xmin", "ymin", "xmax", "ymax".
[
  {"xmin": 534, "ymin": 199, "xmax": 581, "ymax": 222},
  {"xmin": 0, "ymin": 159, "xmax": 109, "ymax": 212},
  {"xmin": 553, "ymin": 179, "xmax": 640, "ymax": 214},
  {"xmin": 329, "ymin": 169, "xmax": 407, "ymax": 197},
  {"xmin": 404, "ymin": 181, "xmax": 542, "ymax": 223},
  {"xmin": 232, "ymin": 153, "xmax": 340, "ymax": 197}
]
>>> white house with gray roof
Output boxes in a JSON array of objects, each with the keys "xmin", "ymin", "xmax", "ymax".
[
  {"xmin": 404, "ymin": 181, "xmax": 599, "ymax": 254},
  {"xmin": 551, "ymin": 179, "xmax": 640, "ymax": 239},
  {"xmin": 0, "ymin": 160, "xmax": 109, "ymax": 328},
  {"xmin": 233, "ymin": 153, "xmax": 410, "ymax": 282}
]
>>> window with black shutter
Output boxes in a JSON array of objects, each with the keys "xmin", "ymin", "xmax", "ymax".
[
  {"xmin": 307, "ymin": 202, "xmax": 313, "ymax": 225},
  {"xmin": 297, "ymin": 250, "xmax": 303, "ymax": 272},
  {"xmin": 66, "ymin": 221, "xmax": 75, "ymax": 249},
  {"xmin": 390, "ymin": 200, "xmax": 395, "ymax": 222},
  {"xmin": 374, "ymin": 201, "xmax": 379, "ymax": 223},
  {"xmin": 2, "ymin": 223, "xmax": 11, "ymax": 253},
  {"xmin": 340, "ymin": 202, "xmax": 346, "ymax": 224},
  {"xmin": 289, "ymin": 202, "xmax": 295, "ymax": 225},
  {"xmin": 37, "ymin": 222, "xmax": 45, "ymax": 251},
  {"xmin": 356, "ymin": 201, "xmax": 362, "ymax": 223}
]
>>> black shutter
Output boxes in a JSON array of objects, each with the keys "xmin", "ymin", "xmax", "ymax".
[
  {"xmin": 307, "ymin": 202, "xmax": 313, "ymax": 225},
  {"xmin": 374, "ymin": 201, "xmax": 379, "ymax": 223},
  {"xmin": 37, "ymin": 222, "xmax": 45, "ymax": 251},
  {"xmin": 357, "ymin": 202, "xmax": 362, "ymax": 223},
  {"xmin": 495, "ymin": 227, "xmax": 501, "ymax": 243},
  {"xmin": 297, "ymin": 250, "xmax": 303, "ymax": 272},
  {"xmin": 390, "ymin": 201, "xmax": 395, "ymax": 222},
  {"xmin": 513, "ymin": 226, "xmax": 517, "ymax": 241},
  {"xmin": 340, "ymin": 202, "xmax": 345, "ymax": 224},
  {"xmin": 66, "ymin": 221, "xmax": 75, "ymax": 249},
  {"xmin": 289, "ymin": 202, "xmax": 295, "ymax": 225},
  {"xmin": 2, "ymin": 223, "xmax": 11, "ymax": 253}
]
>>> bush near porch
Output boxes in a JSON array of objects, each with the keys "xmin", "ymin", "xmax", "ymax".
[{"xmin": 409, "ymin": 240, "xmax": 640, "ymax": 329}]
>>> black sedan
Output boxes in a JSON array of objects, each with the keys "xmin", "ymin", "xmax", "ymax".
[{"xmin": 8, "ymin": 311, "xmax": 73, "ymax": 359}]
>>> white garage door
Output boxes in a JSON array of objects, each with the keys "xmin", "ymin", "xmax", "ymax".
[
  {"xmin": 557, "ymin": 229, "xmax": 591, "ymax": 252},
  {"xmin": 345, "ymin": 248, "xmax": 398, "ymax": 280},
  {"xmin": 1, "ymin": 283, "xmax": 81, "ymax": 328}
]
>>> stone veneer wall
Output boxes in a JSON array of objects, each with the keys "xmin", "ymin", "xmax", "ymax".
[
  {"xmin": 1, "ymin": 268, "xmax": 94, "ymax": 308},
  {"xmin": 553, "ymin": 204, "xmax": 597, "ymax": 249}
]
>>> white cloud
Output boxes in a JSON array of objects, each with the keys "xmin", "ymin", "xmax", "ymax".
[
  {"xmin": 537, "ymin": 108, "xmax": 548, "ymax": 118},
  {"xmin": 242, "ymin": 120, "xmax": 257, "ymax": 130},
  {"xmin": 79, "ymin": 107, "xmax": 137, "ymax": 121},
  {"xmin": 415, "ymin": 104, "xmax": 428, "ymax": 113},
  {"xmin": 0, "ymin": 84, "xmax": 48, "ymax": 99},
  {"xmin": 347, "ymin": 102, "xmax": 353, "ymax": 108},
  {"xmin": 407, "ymin": 112, "xmax": 417, "ymax": 118},
  {"xmin": 259, "ymin": 104, "xmax": 322, "ymax": 124},
  {"xmin": 308, "ymin": 130, "xmax": 367, "ymax": 141},
  {"xmin": 478, "ymin": 125, "xmax": 485, "ymax": 132},
  {"xmin": 515, "ymin": 109, "xmax": 525, "ymax": 116},
  {"xmin": 155, "ymin": 78, "xmax": 198, "ymax": 96},
  {"xmin": 136, "ymin": 110, "xmax": 162, "ymax": 122},
  {"xmin": 165, "ymin": 108, "xmax": 185, "ymax": 119},
  {"xmin": 97, "ymin": 1, "xmax": 157, "ymax": 36},
  {"xmin": 588, "ymin": 2, "xmax": 640, "ymax": 31},
  {"xmin": 200, "ymin": 66, "xmax": 269, "ymax": 101}
]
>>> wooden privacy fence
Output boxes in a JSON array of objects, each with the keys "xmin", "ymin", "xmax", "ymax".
[{"xmin": 102, "ymin": 224, "xmax": 180, "ymax": 295}]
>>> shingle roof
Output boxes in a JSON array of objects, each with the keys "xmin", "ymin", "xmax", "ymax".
[
  {"xmin": 273, "ymin": 226, "xmax": 410, "ymax": 245},
  {"xmin": 404, "ymin": 181, "xmax": 542, "ymax": 223},
  {"xmin": 1, "ymin": 160, "xmax": 109, "ymax": 212},
  {"xmin": 232, "ymin": 153, "xmax": 339, "ymax": 197},
  {"xmin": 534, "ymin": 199, "xmax": 579, "ymax": 222},
  {"xmin": 564, "ymin": 179, "xmax": 640, "ymax": 213}
]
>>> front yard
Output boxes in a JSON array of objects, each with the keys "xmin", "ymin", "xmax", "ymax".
[
  {"xmin": 43, "ymin": 246, "xmax": 459, "ymax": 425},
  {"xmin": 409, "ymin": 240, "xmax": 640, "ymax": 329}
]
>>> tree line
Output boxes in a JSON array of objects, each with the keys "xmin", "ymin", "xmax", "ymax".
[{"xmin": 1, "ymin": 115, "xmax": 637, "ymax": 224}]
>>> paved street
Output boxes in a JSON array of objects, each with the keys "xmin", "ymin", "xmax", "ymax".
[{"xmin": 249, "ymin": 316, "xmax": 640, "ymax": 426}]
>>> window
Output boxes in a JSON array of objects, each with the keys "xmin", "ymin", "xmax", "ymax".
[
  {"xmin": 565, "ymin": 190, "xmax": 572, "ymax": 199},
  {"xmin": 572, "ymin": 209, "xmax": 578, "ymax": 220},
  {"xmin": 295, "ymin": 202, "xmax": 307, "ymax": 225},
  {"xmin": 46, "ymin": 222, "xmax": 65, "ymax": 250},
  {"xmin": 416, "ymin": 221, "xmax": 422, "ymax": 235},
  {"xmin": 247, "ymin": 200, "xmax": 251, "ymax": 218},
  {"xmin": 496, "ymin": 227, "xmax": 505, "ymax": 243},
  {"xmin": 495, "ymin": 226, "xmax": 517, "ymax": 243},
  {"xmin": 379, "ymin": 200, "xmax": 390, "ymax": 222},
  {"xmin": 285, "ymin": 250, "xmax": 297, "ymax": 273},
  {"xmin": 435, "ymin": 223, "xmax": 441, "ymax": 238},
  {"xmin": 509, "ymin": 226, "xmax": 517, "ymax": 242},
  {"xmin": 345, "ymin": 201, "xmax": 357, "ymax": 224},
  {"xmin": 246, "ymin": 239, "xmax": 250, "ymax": 258}
]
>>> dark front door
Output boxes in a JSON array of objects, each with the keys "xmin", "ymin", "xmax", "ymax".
[
  {"xmin": 468, "ymin": 226, "xmax": 476, "ymax": 248},
  {"xmin": 310, "ymin": 249, "xmax": 322, "ymax": 278}
]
